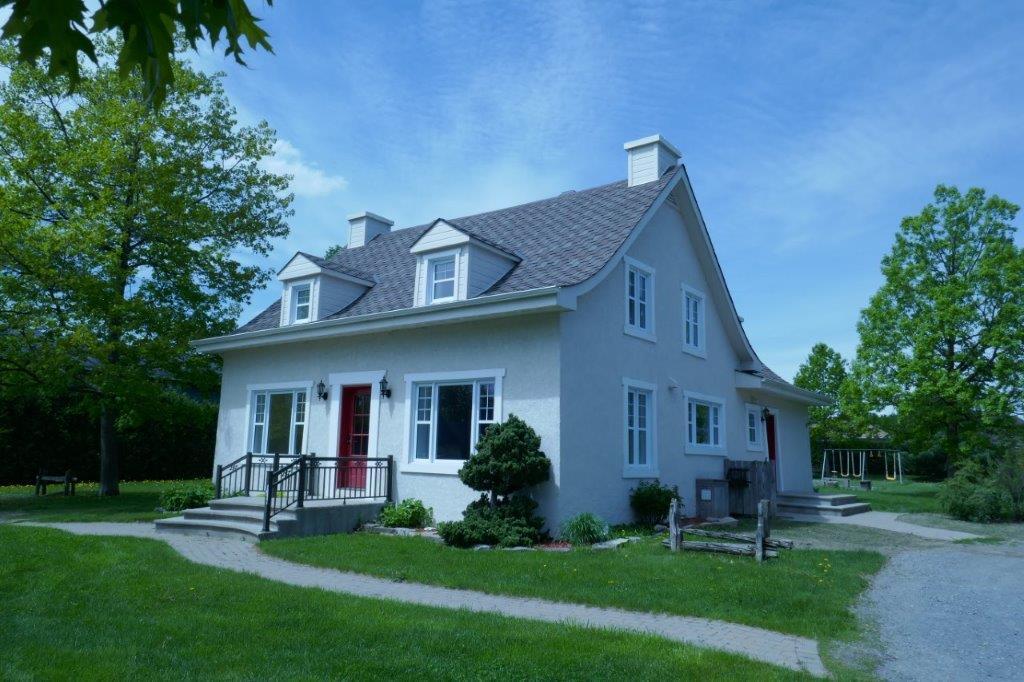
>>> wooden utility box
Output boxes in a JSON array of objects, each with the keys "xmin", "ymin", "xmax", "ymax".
[{"xmin": 695, "ymin": 479, "xmax": 729, "ymax": 519}]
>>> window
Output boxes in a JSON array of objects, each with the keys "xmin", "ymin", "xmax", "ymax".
[
  {"xmin": 292, "ymin": 283, "xmax": 311, "ymax": 323},
  {"xmin": 624, "ymin": 258, "xmax": 655, "ymax": 339},
  {"xmin": 249, "ymin": 388, "xmax": 308, "ymax": 454},
  {"xmin": 682, "ymin": 285, "xmax": 705, "ymax": 355},
  {"xmin": 623, "ymin": 379, "xmax": 657, "ymax": 475},
  {"xmin": 685, "ymin": 392, "xmax": 725, "ymax": 454},
  {"xmin": 745, "ymin": 404, "xmax": 763, "ymax": 450},
  {"xmin": 428, "ymin": 256, "xmax": 456, "ymax": 303},
  {"xmin": 411, "ymin": 377, "xmax": 499, "ymax": 463}
]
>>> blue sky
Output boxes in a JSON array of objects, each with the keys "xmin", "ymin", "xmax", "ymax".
[{"xmin": 197, "ymin": 1, "xmax": 1024, "ymax": 380}]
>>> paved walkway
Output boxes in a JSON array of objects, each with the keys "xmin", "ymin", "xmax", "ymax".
[
  {"xmin": 780, "ymin": 510, "xmax": 979, "ymax": 541},
  {"xmin": 22, "ymin": 521, "xmax": 826, "ymax": 677}
]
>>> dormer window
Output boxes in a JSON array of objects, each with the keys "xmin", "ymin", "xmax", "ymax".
[
  {"xmin": 292, "ymin": 284, "xmax": 311, "ymax": 323},
  {"xmin": 428, "ymin": 256, "xmax": 456, "ymax": 303}
]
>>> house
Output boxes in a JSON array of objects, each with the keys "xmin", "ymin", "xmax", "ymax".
[{"xmin": 192, "ymin": 135, "xmax": 828, "ymax": 530}]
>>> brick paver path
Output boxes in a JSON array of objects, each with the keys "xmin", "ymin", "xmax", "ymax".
[{"xmin": 23, "ymin": 521, "xmax": 827, "ymax": 677}]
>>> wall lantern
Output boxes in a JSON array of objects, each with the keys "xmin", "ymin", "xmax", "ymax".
[
  {"xmin": 316, "ymin": 379, "xmax": 329, "ymax": 402},
  {"xmin": 761, "ymin": 406, "xmax": 771, "ymax": 423},
  {"xmin": 379, "ymin": 374, "xmax": 392, "ymax": 399}
]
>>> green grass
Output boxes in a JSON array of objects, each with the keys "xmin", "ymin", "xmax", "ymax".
[
  {"xmin": 816, "ymin": 478, "xmax": 942, "ymax": 514},
  {"xmin": 0, "ymin": 525, "xmax": 806, "ymax": 680},
  {"xmin": 262, "ymin": 532, "xmax": 885, "ymax": 642},
  {"xmin": 0, "ymin": 479, "xmax": 204, "ymax": 522}
]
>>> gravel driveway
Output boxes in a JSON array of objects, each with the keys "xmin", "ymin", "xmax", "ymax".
[{"xmin": 858, "ymin": 540, "xmax": 1024, "ymax": 681}]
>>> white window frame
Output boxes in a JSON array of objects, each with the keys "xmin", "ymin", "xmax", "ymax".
[
  {"xmin": 623, "ymin": 256, "xmax": 656, "ymax": 341},
  {"xmin": 245, "ymin": 381, "xmax": 313, "ymax": 455},
  {"xmin": 684, "ymin": 390, "xmax": 726, "ymax": 455},
  {"xmin": 745, "ymin": 403, "xmax": 764, "ymax": 451},
  {"xmin": 290, "ymin": 281, "xmax": 313, "ymax": 324},
  {"xmin": 427, "ymin": 254, "xmax": 457, "ymax": 304},
  {"xmin": 402, "ymin": 369, "xmax": 505, "ymax": 475},
  {"xmin": 681, "ymin": 283, "xmax": 706, "ymax": 357},
  {"xmin": 622, "ymin": 378, "xmax": 658, "ymax": 477}
]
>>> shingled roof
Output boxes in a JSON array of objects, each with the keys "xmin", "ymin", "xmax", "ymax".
[{"xmin": 237, "ymin": 167, "xmax": 678, "ymax": 333}]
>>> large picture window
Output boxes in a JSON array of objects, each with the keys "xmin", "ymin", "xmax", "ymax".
[
  {"xmin": 250, "ymin": 388, "xmax": 308, "ymax": 454},
  {"xmin": 412, "ymin": 377, "xmax": 499, "ymax": 462},
  {"xmin": 685, "ymin": 392, "xmax": 725, "ymax": 454}
]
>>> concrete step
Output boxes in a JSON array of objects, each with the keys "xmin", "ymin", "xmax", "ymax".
[
  {"xmin": 778, "ymin": 492, "xmax": 859, "ymax": 507},
  {"xmin": 154, "ymin": 516, "xmax": 278, "ymax": 541},
  {"xmin": 777, "ymin": 501, "xmax": 871, "ymax": 517},
  {"xmin": 208, "ymin": 496, "xmax": 268, "ymax": 512},
  {"xmin": 182, "ymin": 506, "xmax": 296, "ymax": 525}
]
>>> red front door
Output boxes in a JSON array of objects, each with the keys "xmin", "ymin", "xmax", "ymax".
[
  {"xmin": 765, "ymin": 413, "xmax": 779, "ymax": 489},
  {"xmin": 338, "ymin": 386, "xmax": 371, "ymax": 488}
]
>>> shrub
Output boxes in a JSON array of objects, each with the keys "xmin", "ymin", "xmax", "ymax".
[
  {"xmin": 560, "ymin": 512, "xmax": 609, "ymax": 546},
  {"xmin": 629, "ymin": 480, "xmax": 680, "ymax": 526},
  {"xmin": 378, "ymin": 498, "xmax": 434, "ymax": 528},
  {"xmin": 459, "ymin": 414, "xmax": 550, "ymax": 506},
  {"xmin": 939, "ymin": 457, "xmax": 1023, "ymax": 522},
  {"xmin": 437, "ymin": 494, "xmax": 547, "ymax": 548},
  {"xmin": 158, "ymin": 481, "xmax": 214, "ymax": 512}
]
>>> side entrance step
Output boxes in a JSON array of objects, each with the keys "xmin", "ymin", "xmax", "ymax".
[{"xmin": 776, "ymin": 492, "xmax": 870, "ymax": 517}]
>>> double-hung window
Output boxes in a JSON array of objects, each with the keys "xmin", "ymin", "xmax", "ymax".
[
  {"xmin": 745, "ymin": 404, "xmax": 763, "ymax": 450},
  {"xmin": 249, "ymin": 388, "xmax": 308, "ymax": 454},
  {"xmin": 428, "ymin": 256, "xmax": 456, "ymax": 303},
  {"xmin": 685, "ymin": 392, "xmax": 725, "ymax": 454},
  {"xmin": 623, "ymin": 379, "xmax": 657, "ymax": 475},
  {"xmin": 624, "ymin": 258, "xmax": 655, "ymax": 340},
  {"xmin": 411, "ymin": 374, "xmax": 500, "ymax": 463},
  {"xmin": 682, "ymin": 284, "xmax": 705, "ymax": 356},
  {"xmin": 292, "ymin": 283, "xmax": 312, "ymax": 323}
]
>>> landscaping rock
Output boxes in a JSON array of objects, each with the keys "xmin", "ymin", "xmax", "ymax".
[
  {"xmin": 502, "ymin": 546, "xmax": 535, "ymax": 551},
  {"xmin": 653, "ymin": 524, "xmax": 668, "ymax": 532},
  {"xmin": 592, "ymin": 538, "xmax": 630, "ymax": 550},
  {"xmin": 472, "ymin": 544, "xmax": 492, "ymax": 551},
  {"xmin": 698, "ymin": 516, "xmax": 738, "ymax": 527}
]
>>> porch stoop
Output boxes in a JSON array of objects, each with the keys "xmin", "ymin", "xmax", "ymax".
[{"xmin": 776, "ymin": 491, "xmax": 870, "ymax": 518}]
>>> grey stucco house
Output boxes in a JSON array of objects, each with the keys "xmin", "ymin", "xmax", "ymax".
[{"xmin": 194, "ymin": 134, "xmax": 827, "ymax": 528}]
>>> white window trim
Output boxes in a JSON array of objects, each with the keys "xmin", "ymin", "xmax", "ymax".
[
  {"xmin": 325, "ymin": 370, "xmax": 386, "ymax": 464},
  {"xmin": 684, "ymin": 390, "xmax": 726, "ymax": 455},
  {"xmin": 401, "ymin": 369, "xmax": 506, "ymax": 475},
  {"xmin": 681, "ymin": 283, "xmax": 706, "ymax": 358},
  {"xmin": 623, "ymin": 256, "xmax": 656, "ymax": 342},
  {"xmin": 745, "ymin": 403, "xmax": 764, "ymax": 451},
  {"xmin": 622, "ymin": 377, "xmax": 658, "ymax": 477},
  {"xmin": 426, "ymin": 252, "xmax": 458, "ymax": 305},
  {"xmin": 244, "ymin": 380, "xmax": 314, "ymax": 455},
  {"xmin": 290, "ymin": 280, "xmax": 314, "ymax": 325}
]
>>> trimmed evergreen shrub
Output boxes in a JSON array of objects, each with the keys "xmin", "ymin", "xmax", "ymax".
[
  {"xmin": 629, "ymin": 480, "xmax": 680, "ymax": 526},
  {"xmin": 560, "ymin": 512, "xmax": 609, "ymax": 546},
  {"xmin": 378, "ymin": 499, "xmax": 434, "ymax": 528},
  {"xmin": 458, "ymin": 414, "xmax": 550, "ymax": 505},
  {"xmin": 437, "ymin": 495, "xmax": 546, "ymax": 548}
]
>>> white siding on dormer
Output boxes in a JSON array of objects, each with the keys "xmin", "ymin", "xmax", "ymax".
[
  {"xmin": 278, "ymin": 257, "xmax": 322, "ymax": 281},
  {"xmin": 413, "ymin": 247, "xmax": 466, "ymax": 306},
  {"xmin": 410, "ymin": 221, "xmax": 470, "ymax": 253},
  {"xmin": 467, "ymin": 244, "xmax": 514, "ymax": 297}
]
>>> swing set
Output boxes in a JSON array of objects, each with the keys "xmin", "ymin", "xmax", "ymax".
[{"xmin": 819, "ymin": 448, "xmax": 904, "ymax": 486}]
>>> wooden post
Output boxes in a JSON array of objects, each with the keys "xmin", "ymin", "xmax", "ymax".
[
  {"xmin": 668, "ymin": 498, "xmax": 680, "ymax": 551},
  {"xmin": 755, "ymin": 499, "xmax": 767, "ymax": 562}
]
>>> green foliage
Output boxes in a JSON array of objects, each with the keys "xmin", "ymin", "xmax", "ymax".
[
  {"xmin": 939, "ymin": 454, "xmax": 1024, "ymax": 522},
  {"xmin": 157, "ymin": 480, "xmax": 214, "ymax": 512},
  {"xmin": 458, "ymin": 414, "xmax": 550, "ymax": 503},
  {"xmin": 437, "ymin": 495, "xmax": 547, "ymax": 548},
  {"xmin": 793, "ymin": 343, "xmax": 872, "ymax": 447},
  {"xmin": 560, "ymin": 512, "xmax": 610, "ymax": 546},
  {"xmin": 0, "ymin": 41, "xmax": 292, "ymax": 493},
  {"xmin": 324, "ymin": 244, "xmax": 344, "ymax": 260},
  {"xmin": 629, "ymin": 480, "xmax": 679, "ymax": 526},
  {"xmin": 0, "ymin": 0, "xmax": 274, "ymax": 106},
  {"xmin": 854, "ymin": 185, "xmax": 1024, "ymax": 475},
  {"xmin": 378, "ymin": 499, "xmax": 434, "ymax": 529}
]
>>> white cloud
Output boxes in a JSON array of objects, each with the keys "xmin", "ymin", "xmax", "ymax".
[{"xmin": 262, "ymin": 140, "xmax": 348, "ymax": 197}]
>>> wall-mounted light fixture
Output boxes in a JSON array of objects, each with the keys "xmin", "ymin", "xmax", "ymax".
[
  {"xmin": 316, "ymin": 379, "xmax": 329, "ymax": 401},
  {"xmin": 379, "ymin": 374, "xmax": 392, "ymax": 399},
  {"xmin": 761, "ymin": 406, "xmax": 771, "ymax": 422}
]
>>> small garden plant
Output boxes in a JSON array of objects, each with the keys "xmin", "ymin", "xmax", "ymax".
[
  {"xmin": 157, "ymin": 480, "xmax": 214, "ymax": 512},
  {"xmin": 629, "ymin": 480, "xmax": 680, "ymax": 526},
  {"xmin": 378, "ymin": 498, "xmax": 434, "ymax": 528},
  {"xmin": 560, "ymin": 512, "xmax": 610, "ymax": 546},
  {"xmin": 438, "ymin": 414, "xmax": 550, "ymax": 548}
]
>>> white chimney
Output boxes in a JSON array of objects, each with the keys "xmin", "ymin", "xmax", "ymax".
[
  {"xmin": 624, "ymin": 135, "xmax": 681, "ymax": 187},
  {"xmin": 347, "ymin": 211, "xmax": 394, "ymax": 248}
]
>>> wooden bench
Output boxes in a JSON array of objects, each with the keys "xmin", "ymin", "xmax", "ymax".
[{"xmin": 35, "ymin": 470, "xmax": 77, "ymax": 496}]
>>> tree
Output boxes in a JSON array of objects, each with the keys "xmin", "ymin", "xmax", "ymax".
[
  {"xmin": 794, "ymin": 343, "xmax": 851, "ymax": 445},
  {"xmin": 0, "ymin": 41, "xmax": 293, "ymax": 494},
  {"xmin": 324, "ymin": 244, "xmax": 344, "ymax": 260},
  {"xmin": 0, "ymin": 0, "xmax": 274, "ymax": 106},
  {"xmin": 458, "ymin": 414, "xmax": 550, "ymax": 507},
  {"xmin": 855, "ymin": 185, "xmax": 1024, "ymax": 474}
]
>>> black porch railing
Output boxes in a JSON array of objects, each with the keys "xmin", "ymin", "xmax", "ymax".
[{"xmin": 214, "ymin": 454, "xmax": 394, "ymax": 532}]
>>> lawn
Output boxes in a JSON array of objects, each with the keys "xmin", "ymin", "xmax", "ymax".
[
  {"xmin": 0, "ymin": 525, "xmax": 806, "ymax": 680},
  {"xmin": 0, "ymin": 479, "xmax": 204, "ymax": 522},
  {"xmin": 262, "ymin": 532, "xmax": 885, "ymax": 642},
  {"xmin": 816, "ymin": 478, "xmax": 942, "ymax": 514}
]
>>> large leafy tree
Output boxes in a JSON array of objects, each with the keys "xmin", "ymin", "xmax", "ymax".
[
  {"xmin": 794, "ymin": 343, "xmax": 851, "ymax": 445},
  {"xmin": 855, "ymin": 185, "xmax": 1024, "ymax": 473},
  {"xmin": 0, "ymin": 41, "xmax": 293, "ymax": 494},
  {"xmin": 0, "ymin": 0, "xmax": 273, "ymax": 106}
]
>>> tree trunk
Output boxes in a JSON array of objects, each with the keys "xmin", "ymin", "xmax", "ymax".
[{"xmin": 99, "ymin": 403, "xmax": 120, "ymax": 496}]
